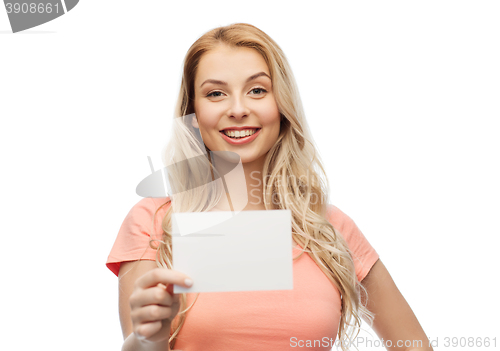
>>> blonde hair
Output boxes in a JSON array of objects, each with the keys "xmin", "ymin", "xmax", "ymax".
[{"xmin": 152, "ymin": 23, "xmax": 373, "ymax": 350}]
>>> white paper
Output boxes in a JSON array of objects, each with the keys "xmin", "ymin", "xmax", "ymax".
[{"xmin": 172, "ymin": 210, "xmax": 293, "ymax": 293}]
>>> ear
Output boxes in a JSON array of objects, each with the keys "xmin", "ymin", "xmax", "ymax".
[{"xmin": 191, "ymin": 115, "xmax": 199, "ymax": 129}]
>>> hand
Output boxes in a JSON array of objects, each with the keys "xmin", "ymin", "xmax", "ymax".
[{"xmin": 129, "ymin": 268, "xmax": 193, "ymax": 344}]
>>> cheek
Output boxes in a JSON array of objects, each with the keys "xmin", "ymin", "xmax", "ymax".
[
  {"xmin": 194, "ymin": 101, "xmax": 220, "ymax": 130},
  {"xmin": 256, "ymin": 100, "xmax": 281, "ymax": 127}
]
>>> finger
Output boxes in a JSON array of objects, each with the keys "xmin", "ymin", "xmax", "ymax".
[
  {"xmin": 166, "ymin": 282, "xmax": 188, "ymax": 301},
  {"xmin": 136, "ymin": 320, "xmax": 162, "ymax": 340},
  {"xmin": 172, "ymin": 292, "xmax": 180, "ymax": 304},
  {"xmin": 130, "ymin": 285, "xmax": 174, "ymax": 309},
  {"xmin": 170, "ymin": 296, "xmax": 181, "ymax": 317},
  {"xmin": 166, "ymin": 283, "xmax": 174, "ymax": 295},
  {"xmin": 135, "ymin": 268, "xmax": 193, "ymax": 290},
  {"xmin": 133, "ymin": 305, "xmax": 176, "ymax": 324}
]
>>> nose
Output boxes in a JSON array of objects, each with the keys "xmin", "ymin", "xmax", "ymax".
[{"xmin": 227, "ymin": 96, "xmax": 249, "ymax": 120}]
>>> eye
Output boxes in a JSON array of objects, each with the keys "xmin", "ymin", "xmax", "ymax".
[
  {"xmin": 250, "ymin": 87, "xmax": 267, "ymax": 95},
  {"xmin": 206, "ymin": 91, "xmax": 224, "ymax": 98}
]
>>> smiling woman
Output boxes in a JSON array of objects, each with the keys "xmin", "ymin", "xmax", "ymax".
[
  {"xmin": 106, "ymin": 23, "xmax": 434, "ymax": 351},
  {"xmin": 192, "ymin": 45, "xmax": 281, "ymax": 174}
]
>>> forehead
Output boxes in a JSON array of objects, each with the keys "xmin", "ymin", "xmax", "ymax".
[{"xmin": 195, "ymin": 46, "xmax": 270, "ymax": 84}]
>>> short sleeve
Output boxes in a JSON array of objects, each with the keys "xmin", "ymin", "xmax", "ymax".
[
  {"xmin": 106, "ymin": 197, "xmax": 171, "ymax": 276},
  {"xmin": 327, "ymin": 205, "xmax": 379, "ymax": 282}
]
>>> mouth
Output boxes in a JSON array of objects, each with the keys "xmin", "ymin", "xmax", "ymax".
[
  {"xmin": 219, "ymin": 128, "xmax": 261, "ymax": 145},
  {"xmin": 219, "ymin": 128, "xmax": 261, "ymax": 139}
]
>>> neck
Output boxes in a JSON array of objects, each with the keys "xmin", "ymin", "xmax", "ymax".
[
  {"xmin": 242, "ymin": 154, "xmax": 266, "ymax": 211},
  {"xmin": 210, "ymin": 152, "xmax": 267, "ymax": 211}
]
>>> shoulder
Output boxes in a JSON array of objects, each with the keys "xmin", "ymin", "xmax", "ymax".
[
  {"xmin": 106, "ymin": 197, "xmax": 171, "ymax": 276},
  {"xmin": 124, "ymin": 197, "xmax": 172, "ymax": 223},
  {"xmin": 131, "ymin": 196, "xmax": 171, "ymax": 212},
  {"xmin": 120, "ymin": 197, "xmax": 172, "ymax": 231},
  {"xmin": 325, "ymin": 204, "xmax": 358, "ymax": 240},
  {"xmin": 325, "ymin": 204, "xmax": 380, "ymax": 281}
]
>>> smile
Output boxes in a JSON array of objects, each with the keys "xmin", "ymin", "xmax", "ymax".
[
  {"xmin": 223, "ymin": 128, "xmax": 258, "ymax": 139},
  {"xmin": 219, "ymin": 128, "xmax": 261, "ymax": 145}
]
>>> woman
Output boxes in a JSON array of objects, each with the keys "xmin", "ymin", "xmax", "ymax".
[{"xmin": 107, "ymin": 23, "xmax": 433, "ymax": 351}]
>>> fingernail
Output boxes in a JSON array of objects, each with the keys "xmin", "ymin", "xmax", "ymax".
[{"xmin": 184, "ymin": 278, "xmax": 193, "ymax": 287}]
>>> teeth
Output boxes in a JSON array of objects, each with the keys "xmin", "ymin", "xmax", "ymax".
[{"xmin": 223, "ymin": 129, "xmax": 257, "ymax": 139}]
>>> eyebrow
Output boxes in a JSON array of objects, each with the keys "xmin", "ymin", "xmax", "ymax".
[{"xmin": 200, "ymin": 71, "xmax": 271, "ymax": 88}]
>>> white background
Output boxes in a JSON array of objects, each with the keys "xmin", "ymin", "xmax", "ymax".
[{"xmin": 1, "ymin": 1, "xmax": 499, "ymax": 350}]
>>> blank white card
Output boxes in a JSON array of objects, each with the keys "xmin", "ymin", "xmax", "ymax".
[{"xmin": 172, "ymin": 210, "xmax": 293, "ymax": 293}]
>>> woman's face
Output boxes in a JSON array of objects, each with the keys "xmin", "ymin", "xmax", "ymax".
[{"xmin": 193, "ymin": 45, "xmax": 281, "ymax": 165}]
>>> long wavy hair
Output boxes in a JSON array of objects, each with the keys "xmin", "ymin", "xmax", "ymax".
[{"xmin": 151, "ymin": 23, "xmax": 373, "ymax": 350}]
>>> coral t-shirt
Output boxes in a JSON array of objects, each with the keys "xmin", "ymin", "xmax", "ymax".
[{"xmin": 106, "ymin": 197, "xmax": 379, "ymax": 350}]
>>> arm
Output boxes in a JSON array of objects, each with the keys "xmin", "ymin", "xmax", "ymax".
[
  {"xmin": 118, "ymin": 260, "xmax": 193, "ymax": 351},
  {"xmin": 361, "ymin": 259, "xmax": 433, "ymax": 351}
]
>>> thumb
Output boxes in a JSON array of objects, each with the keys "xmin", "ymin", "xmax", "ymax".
[{"xmin": 166, "ymin": 283, "xmax": 174, "ymax": 295}]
